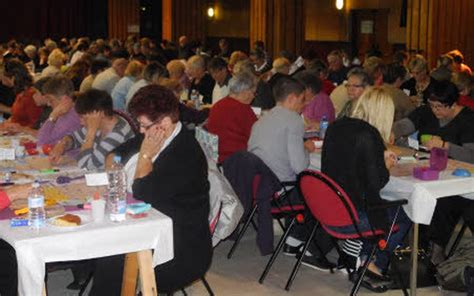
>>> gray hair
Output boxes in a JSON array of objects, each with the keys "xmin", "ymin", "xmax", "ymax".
[
  {"xmin": 24, "ymin": 45, "xmax": 37, "ymax": 56},
  {"xmin": 229, "ymin": 72, "xmax": 257, "ymax": 94},
  {"xmin": 187, "ymin": 55, "xmax": 205, "ymax": 70},
  {"xmin": 347, "ymin": 67, "xmax": 372, "ymax": 86}
]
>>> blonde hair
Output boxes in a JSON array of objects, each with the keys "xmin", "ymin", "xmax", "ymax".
[
  {"xmin": 351, "ymin": 86, "xmax": 395, "ymax": 142},
  {"xmin": 408, "ymin": 55, "xmax": 428, "ymax": 74},
  {"xmin": 272, "ymin": 57, "xmax": 290, "ymax": 74},
  {"xmin": 166, "ymin": 60, "xmax": 186, "ymax": 80},
  {"xmin": 228, "ymin": 51, "xmax": 248, "ymax": 69},
  {"xmin": 48, "ymin": 48, "xmax": 66, "ymax": 68},
  {"xmin": 125, "ymin": 60, "xmax": 144, "ymax": 78}
]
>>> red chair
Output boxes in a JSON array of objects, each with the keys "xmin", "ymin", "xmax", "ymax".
[{"xmin": 285, "ymin": 169, "xmax": 407, "ymax": 295}]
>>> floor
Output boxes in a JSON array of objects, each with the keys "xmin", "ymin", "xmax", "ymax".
[{"xmin": 47, "ymin": 227, "xmax": 469, "ymax": 296}]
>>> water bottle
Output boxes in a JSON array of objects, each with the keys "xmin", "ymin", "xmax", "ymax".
[
  {"xmin": 107, "ymin": 155, "xmax": 127, "ymax": 222},
  {"xmin": 319, "ymin": 116, "xmax": 329, "ymax": 140},
  {"xmin": 190, "ymin": 89, "xmax": 200, "ymax": 109},
  {"xmin": 28, "ymin": 182, "xmax": 46, "ymax": 229}
]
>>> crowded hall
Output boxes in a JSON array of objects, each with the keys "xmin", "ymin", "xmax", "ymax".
[{"xmin": 1, "ymin": 0, "xmax": 474, "ymax": 295}]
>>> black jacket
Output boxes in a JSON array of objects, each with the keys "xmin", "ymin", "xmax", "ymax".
[
  {"xmin": 322, "ymin": 117, "xmax": 390, "ymax": 230},
  {"xmin": 223, "ymin": 151, "xmax": 282, "ymax": 255},
  {"xmin": 132, "ymin": 127, "xmax": 212, "ymax": 291}
]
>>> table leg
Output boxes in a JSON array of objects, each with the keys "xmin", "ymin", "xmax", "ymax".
[
  {"xmin": 137, "ymin": 250, "xmax": 157, "ymax": 296},
  {"xmin": 122, "ymin": 252, "xmax": 139, "ymax": 296},
  {"xmin": 410, "ymin": 223, "xmax": 419, "ymax": 296}
]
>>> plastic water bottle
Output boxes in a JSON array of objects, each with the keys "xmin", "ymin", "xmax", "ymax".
[
  {"xmin": 190, "ymin": 89, "xmax": 200, "ymax": 109},
  {"xmin": 107, "ymin": 155, "xmax": 127, "ymax": 222},
  {"xmin": 319, "ymin": 116, "xmax": 329, "ymax": 140},
  {"xmin": 28, "ymin": 182, "xmax": 46, "ymax": 229}
]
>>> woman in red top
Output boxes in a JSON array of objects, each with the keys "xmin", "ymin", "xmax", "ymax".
[
  {"xmin": 1, "ymin": 59, "xmax": 43, "ymax": 128},
  {"xmin": 207, "ymin": 72, "xmax": 258, "ymax": 163},
  {"xmin": 453, "ymin": 72, "xmax": 474, "ymax": 109}
]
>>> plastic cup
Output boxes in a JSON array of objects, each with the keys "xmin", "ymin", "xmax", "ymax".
[{"xmin": 91, "ymin": 199, "xmax": 106, "ymax": 222}]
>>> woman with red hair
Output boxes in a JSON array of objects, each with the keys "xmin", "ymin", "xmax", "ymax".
[{"xmin": 90, "ymin": 85, "xmax": 212, "ymax": 294}]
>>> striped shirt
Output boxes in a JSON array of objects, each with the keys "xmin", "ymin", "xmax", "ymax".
[{"xmin": 70, "ymin": 117, "xmax": 135, "ymax": 170}]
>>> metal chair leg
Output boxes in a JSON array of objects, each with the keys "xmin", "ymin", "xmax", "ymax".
[
  {"xmin": 350, "ymin": 244, "xmax": 377, "ymax": 296},
  {"xmin": 227, "ymin": 204, "xmax": 258, "ymax": 259},
  {"xmin": 201, "ymin": 276, "xmax": 214, "ymax": 296},
  {"xmin": 259, "ymin": 217, "xmax": 296, "ymax": 284},
  {"xmin": 285, "ymin": 222, "xmax": 319, "ymax": 291}
]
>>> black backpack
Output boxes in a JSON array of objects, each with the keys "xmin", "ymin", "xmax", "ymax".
[{"xmin": 436, "ymin": 240, "xmax": 474, "ymax": 292}]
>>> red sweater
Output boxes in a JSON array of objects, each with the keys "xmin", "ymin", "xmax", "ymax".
[
  {"xmin": 322, "ymin": 79, "xmax": 336, "ymax": 95},
  {"xmin": 207, "ymin": 97, "xmax": 257, "ymax": 163},
  {"xmin": 0, "ymin": 191, "xmax": 10, "ymax": 211},
  {"xmin": 458, "ymin": 95, "xmax": 474, "ymax": 110},
  {"xmin": 11, "ymin": 87, "xmax": 43, "ymax": 128}
]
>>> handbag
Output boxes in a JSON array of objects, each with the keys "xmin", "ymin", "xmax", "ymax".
[{"xmin": 388, "ymin": 246, "xmax": 438, "ymax": 291}]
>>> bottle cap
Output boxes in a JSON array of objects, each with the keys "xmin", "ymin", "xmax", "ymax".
[{"xmin": 113, "ymin": 155, "xmax": 122, "ymax": 163}]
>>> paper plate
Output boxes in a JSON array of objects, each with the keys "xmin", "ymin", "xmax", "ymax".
[{"xmin": 47, "ymin": 213, "xmax": 92, "ymax": 230}]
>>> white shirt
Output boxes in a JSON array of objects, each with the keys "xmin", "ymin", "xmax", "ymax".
[
  {"xmin": 212, "ymin": 83, "xmax": 229, "ymax": 104},
  {"xmin": 124, "ymin": 122, "xmax": 182, "ymax": 192}
]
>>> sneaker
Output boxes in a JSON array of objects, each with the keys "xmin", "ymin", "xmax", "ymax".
[
  {"xmin": 282, "ymin": 243, "xmax": 302, "ymax": 256},
  {"xmin": 337, "ymin": 254, "xmax": 359, "ymax": 275},
  {"xmin": 301, "ymin": 255, "xmax": 336, "ymax": 272}
]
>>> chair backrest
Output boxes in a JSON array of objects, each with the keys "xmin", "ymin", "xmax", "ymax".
[
  {"xmin": 298, "ymin": 170, "xmax": 360, "ymax": 228},
  {"xmin": 113, "ymin": 109, "xmax": 140, "ymax": 135}
]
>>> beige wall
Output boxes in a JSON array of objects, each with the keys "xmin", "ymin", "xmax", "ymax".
[{"xmin": 305, "ymin": 0, "xmax": 405, "ymax": 44}]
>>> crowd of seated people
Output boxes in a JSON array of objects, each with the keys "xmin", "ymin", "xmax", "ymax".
[{"xmin": 0, "ymin": 34, "xmax": 472, "ymax": 295}]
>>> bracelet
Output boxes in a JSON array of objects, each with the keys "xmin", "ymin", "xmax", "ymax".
[{"xmin": 141, "ymin": 153, "xmax": 149, "ymax": 160}]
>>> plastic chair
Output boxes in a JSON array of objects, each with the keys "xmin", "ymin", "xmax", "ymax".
[{"xmin": 286, "ymin": 169, "xmax": 407, "ymax": 295}]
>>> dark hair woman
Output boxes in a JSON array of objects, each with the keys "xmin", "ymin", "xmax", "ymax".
[
  {"xmin": 90, "ymin": 85, "xmax": 212, "ymax": 294},
  {"xmin": 393, "ymin": 80, "xmax": 474, "ymax": 265},
  {"xmin": 0, "ymin": 58, "xmax": 43, "ymax": 128}
]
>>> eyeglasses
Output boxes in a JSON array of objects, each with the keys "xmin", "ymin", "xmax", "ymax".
[
  {"xmin": 428, "ymin": 101, "xmax": 449, "ymax": 111},
  {"xmin": 345, "ymin": 83, "xmax": 365, "ymax": 89},
  {"xmin": 139, "ymin": 119, "xmax": 162, "ymax": 130}
]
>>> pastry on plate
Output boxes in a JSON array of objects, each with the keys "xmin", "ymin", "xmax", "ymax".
[{"xmin": 52, "ymin": 214, "xmax": 81, "ymax": 226}]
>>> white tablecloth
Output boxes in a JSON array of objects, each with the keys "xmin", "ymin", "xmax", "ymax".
[
  {"xmin": 0, "ymin": 209, "xmax": 173, "ymax": 296},
  {"xmin": 310, "ymin": 152, "xmax": 474, "ymax": 225}
]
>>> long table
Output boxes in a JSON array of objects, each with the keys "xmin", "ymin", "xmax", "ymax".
[
  {"xmin": 0, "ymin": 208, "xmax": 173, "ymax": 296},
  {"xmin": 309, "ymin": 151, "xmax": 474, "ymax": 295}
]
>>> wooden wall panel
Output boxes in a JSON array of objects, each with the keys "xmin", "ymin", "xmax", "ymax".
[
  {"xmin": 250, "ymin": 0, "xmax": 304, "ymax": 57},
  {"xmin": 162, "ymin": 0, "xmax": 172, "ymax": 41},
  {"xmin": 408, "ymin": 0, "xmax": 474, "ymax": 67},
  {"xmin": 108, "ymin": 0, "xmax": 139, "ymax": 40},
  {"xmin": 162, "ymin": 0, "xmax": 206, "ymax": 43},
  {"xmin": 250, "ymin": 0, "xmax": 268, "ymax": 51}
]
